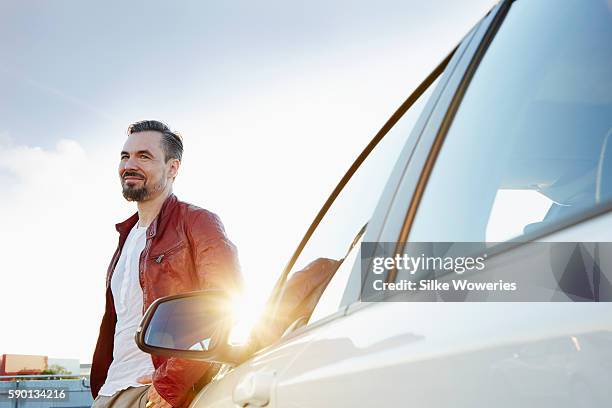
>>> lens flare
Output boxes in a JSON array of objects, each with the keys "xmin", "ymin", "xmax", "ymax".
[{"xmin": 228, "ymin": 295, "xmax": 266, "ymax": 346}]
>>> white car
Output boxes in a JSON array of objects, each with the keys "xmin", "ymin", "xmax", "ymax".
[{"xmin": 137, "ymin": 0, "xmax": 612, "ymax": 406}]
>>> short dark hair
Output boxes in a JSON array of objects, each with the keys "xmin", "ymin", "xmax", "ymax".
[{"xmin": 127, "ymin": 120, "xmax": 183, "ymax": 162}]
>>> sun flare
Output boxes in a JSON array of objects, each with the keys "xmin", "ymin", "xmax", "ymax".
[{"xmin": 228, "ymin": 295, "xmax": 266, "ymax": 346}]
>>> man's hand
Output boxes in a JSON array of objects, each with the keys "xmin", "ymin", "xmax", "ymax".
[{"xmin": 136, "ymin": 375, "xmax": 172, "ymax": 408}]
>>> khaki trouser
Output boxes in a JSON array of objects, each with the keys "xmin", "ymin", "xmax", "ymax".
[{"xmin": 91, "ymin": 385, "xmax": 150, "ymax": 408}]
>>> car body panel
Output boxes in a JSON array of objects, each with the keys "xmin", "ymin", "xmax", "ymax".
[{"xmin": 189, "ymin": 329, "xmax": 320, "ymax": 407}]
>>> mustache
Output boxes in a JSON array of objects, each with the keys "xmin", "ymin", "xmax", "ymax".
[{"xmin": 122, "ymin": 171, "xmax": 145, "ymax": 180}]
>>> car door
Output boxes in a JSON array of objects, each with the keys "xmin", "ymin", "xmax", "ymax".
[{"xmin": 275, "ymin": 0, "xmax": 612, "ymax": 407}]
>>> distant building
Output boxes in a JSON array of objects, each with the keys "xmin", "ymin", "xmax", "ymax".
[
  {"xmin": 0, "ymin": 355, "xmax": 86, "ymax": 379},
  {"xmin": 0, "ymin": 354, "xmax": 47, "ymax": 377}
]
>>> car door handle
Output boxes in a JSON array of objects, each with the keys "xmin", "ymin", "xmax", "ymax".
[{"xmin": 232, "ymin": 370, "xmax": 276, "ymax": 407}]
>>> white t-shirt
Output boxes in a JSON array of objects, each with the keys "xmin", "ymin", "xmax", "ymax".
[{"xmin": 99, "ymin": 223, "xmax": 156, "ymax": 396}]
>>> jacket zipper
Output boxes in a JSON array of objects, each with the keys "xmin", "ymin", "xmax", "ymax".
[{"xmin": 150, "ymin": 241, "xmax": 186, "ymax": 264}]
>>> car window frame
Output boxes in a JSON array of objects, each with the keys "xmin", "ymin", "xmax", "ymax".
[
  {"xmin": 393, "ymin": 0, "xmax": 512, "ymax": 261},
  {"xmin": 264, "ymin": 50, "xmax": 456, "ymax": 325},
  {"xmin": 258, "ymin": 56, "xmax": 464, "ymax": 348},
  {"xmin": 279, "ymin": 63, "xmax": 457, "ymax": 338},
  {"xmin": 337, "ymin": 10, "xmax": 495, "ymax": 307}
]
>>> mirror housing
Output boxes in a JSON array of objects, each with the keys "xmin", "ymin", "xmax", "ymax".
[{"xmin": 135, "ymin": 290, "xmax": 246, "ymax": 365}]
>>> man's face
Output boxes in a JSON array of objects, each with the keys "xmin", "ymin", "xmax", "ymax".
[{"xmin": 118, "ymin": 131, "xmax": 178, "ymax": 202}]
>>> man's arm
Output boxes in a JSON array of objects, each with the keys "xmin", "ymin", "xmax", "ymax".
[
  {"xmin": 186, "ymin": 211, "xmax": 243, "ymax": 294},
  {"xmin": 152, "ymin": 210, "xmax": 243, "ymax": 407}
]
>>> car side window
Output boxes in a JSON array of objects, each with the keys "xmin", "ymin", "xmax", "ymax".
[
  {"xmin": 285, "ymin": 78, "xmax": 439, "ymax": 327},
  {"xmin": 409, "ymin": 0, "xmax": 612, "ymax": 243}
]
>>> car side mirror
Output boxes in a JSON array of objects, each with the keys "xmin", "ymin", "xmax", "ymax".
[{"xmin": 135, "ymin": 290, "xmax": 243, "ymax": 364}]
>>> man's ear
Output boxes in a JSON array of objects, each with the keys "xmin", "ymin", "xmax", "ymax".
[{"xmin": 168, "ymin": 158, "xmax": 181, "ymax": 180}]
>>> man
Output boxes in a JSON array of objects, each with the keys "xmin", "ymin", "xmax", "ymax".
[{"xmin": 91, "ymin": 120, "xmax": 242, "ymax": 408}]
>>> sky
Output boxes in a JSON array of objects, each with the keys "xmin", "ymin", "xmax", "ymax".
[{"xmin": 0, "ymin": 0, "xmax": 497, "ymax": 363}]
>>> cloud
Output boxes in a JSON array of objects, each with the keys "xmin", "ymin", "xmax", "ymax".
[{"xmin": 0, "ymin": 137, "xmax": 128, "ymax": 361}]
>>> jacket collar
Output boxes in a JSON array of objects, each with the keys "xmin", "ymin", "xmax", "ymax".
[{"xmin": 115, "ymin": 193, "xmax": 178, "ymax": 241}]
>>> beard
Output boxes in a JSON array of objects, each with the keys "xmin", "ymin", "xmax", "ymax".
[
  {"xmin": 122, "ymin": 182, "xmax": 149, "ymax": 201},
  {"xmin": 121, "ymin": 172, "xmax": 165, "ymax": 202}
]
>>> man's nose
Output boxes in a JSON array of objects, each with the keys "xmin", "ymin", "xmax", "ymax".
[{"xmin": 123, "ymin": 155, "xmax": 139, "ymax": 171}]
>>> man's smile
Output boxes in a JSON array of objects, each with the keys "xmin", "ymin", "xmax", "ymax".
[{"xmin": 122, "ymin": 171, "xmax": 146, "ymax": 182}]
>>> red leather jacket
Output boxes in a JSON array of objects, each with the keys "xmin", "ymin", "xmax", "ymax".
[{"xmin": 91, "ymin": 194, "xmax": 242, "ymax": 407}]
